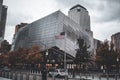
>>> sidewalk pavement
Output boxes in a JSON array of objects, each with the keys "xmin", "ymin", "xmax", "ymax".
[{"xmin": 0, "ymin": 77, "xmax": 12, "ymax": 80}]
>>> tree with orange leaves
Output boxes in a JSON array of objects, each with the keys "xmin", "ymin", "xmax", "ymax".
[
  {"xmin": 0, "ymin": 54, "xmax": 9, "ymax": 67},
  {"xmin": 26, "ymin": 45, "xmax": 42, "ymax": 64},
  {"xmin": 95, "ymin": 40, "xmax": 120, "ymax": 71}
]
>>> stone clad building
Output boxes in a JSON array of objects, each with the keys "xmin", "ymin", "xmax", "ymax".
[
  {"xmin": 68, "ymin": 5, "xmax": 90, "ymax": 31},
  {"xmin": 12, "ymin": 4, "xmax": 94, "ymax": 58},
  {"xmin": 111, "ymin": 32, "xmax": 120, "ymax": 50}
]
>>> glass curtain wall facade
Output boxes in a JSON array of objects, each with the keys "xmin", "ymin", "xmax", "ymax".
[
  {"xmin": 0, "ymin": 0, "xmax": 7, "ymax": 45},
  {"xmin": 56, "ymin": 12, "xmax": 93, "ymax": 57},
  {"xmin": 13, "ymin": 11, "xmax": 59, "ymax": 50},
  {"xmin": 13, "ymin": 11, "xmax": 94, "ymax": 57}
]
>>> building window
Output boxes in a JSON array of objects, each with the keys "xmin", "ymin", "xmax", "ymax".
[{"xmin": 77, "ymin": 9, "xmax": 81, "ymax": 12}]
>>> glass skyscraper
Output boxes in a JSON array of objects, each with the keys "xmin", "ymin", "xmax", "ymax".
[{"xmin": 12, "ymin": 5, "xmax": 94, "ymax": 57}]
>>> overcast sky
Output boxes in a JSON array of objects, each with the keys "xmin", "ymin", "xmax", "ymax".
[{"xmin": 3, "ymin": 0, "xmax": 120, "ymax": 43}]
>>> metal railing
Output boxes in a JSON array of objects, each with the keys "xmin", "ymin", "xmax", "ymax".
[{"xmin": 0, "ymin": 70, "xmax": 120, "ymax": 80}]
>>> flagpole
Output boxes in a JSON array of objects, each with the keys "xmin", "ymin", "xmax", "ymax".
[
  {"xmin": 64, "ymin": 33, "xmax": 66, "ymax": 69},
  {"xmin": 55, "ymin": 32, "xmax": 66, "ymax": 69},
  {"xmin": 64, "ymin": 33, "xmax": 68, "ymax": 80}
]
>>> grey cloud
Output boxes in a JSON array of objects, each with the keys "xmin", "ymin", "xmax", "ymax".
[
  {"xmin": 55, "ymin": 0, "xmax": 93, "ymax": 9},
  {"xmin": 95, "ymin": 0, "xmax": 120, "ymax": 22},
  {"xmin": 56, "ymin": 0, "xmax": 120, "ymax": 23},
  {"xmin": 6, "ymin": 11, "xmax": 32, "ymax": 26},
  {"xmin": 105, "ymin": 0, "xmax": 120, "ymax": 21},
  {"xmin": 108, "ymin": 0, "xmax": 120, "ymax": 3}
]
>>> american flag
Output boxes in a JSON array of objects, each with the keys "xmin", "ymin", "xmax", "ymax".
[{"xmin": 55, "ymin": 32, "xmax": 65, "ymax": 39}]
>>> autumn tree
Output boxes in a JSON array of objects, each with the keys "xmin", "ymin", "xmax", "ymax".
[
  {"xmin": 8, "ymin": 51, "xmax": 16, "ymax": 67},
  {"xmin": 0, "ymin": 54, "xmax": 9, "ymax": 67},
  {"xmin": 95, "ymin": 40, "xmax": 120, "ymax": 71},
  {"xmin": 95, "ymin": 40, "xmax": 109, "ymax": 67},
  {"xmin": 25, "ymin": 45, "xmax": 43, "ymax": 69},
  {"xmin": 16, "ymin": 48, "xmax": 29, "ymax": 64},
  {"xmin": 0, "ymin": 44, "xmax": 43, "ymax": 69},
  {"xmin": 26, "ymin": 45, "xmax": 42, "ymax": 64}
]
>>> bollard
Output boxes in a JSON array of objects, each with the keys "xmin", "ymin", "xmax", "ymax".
[
  {"xmin": 6, "ymin": 72, "xmax": 8, "ymax": 78},
  {"xmin": 106, "ymin": 74, "xmax": 109, "ymax": 80},
  {"xmin": 89, "ymin": 73, "xmax": 90, "ymax": 76},
  {"xmin": 115, "ymin": 74, "xmax": 117, "ymax": 80},
  {"xmin": 33, "ymin": 70, "xmax": 34, "ymax": 73},
  {"xmin": 80, "ymin": 73, "xmax": 81, "ymax": 78},
  {"xmin": 92, "ymin": 74, "xmax": 94, "ymax": 79},
  {"xmin": 12, "ymin": 73, "xmax": 15, "ymax": 80},
  {"xmin": 6, "ymin": 72, "xmax": 9, "ymax": 78},
  {"xmin": 99, "ymin": 75, "xmax": 101, "ymax": 80},
  {"xmin": 41, "ymin": 69, "xmax": 47, "ymax": 80},
  {"xmin": 3, "ymin": 72, "xmax": 5, "ymax": 77},
  {"xmin": 14, "ymin": 72, "xmax": 17, "ymax": 80},
  {"xmin": 1, "ymin": 72, "xmax": 3, "ymax": 77},
  {"xmin": 33, "ymin": 75, "xmax": 36, "ymax": 80},
  {"xmin": 9, "ymin": 72, "xmax": 11, "ymax": 79},
  {"xmin": 10, "ymin": 72, "xmax": 13, "ymax": 79},
  {"xmin": 72, "ymin": 71, "xmax": 75, "ymax": 78},
  {"xmin": 2, "ymin": 72, "xmax": 3, "ymax": 77},
  {"xmin": 35, "ymin": 70, "xmax": 37, "ymax": 74},
  {"xmin": 8, "ymin": 72, "xmax": 10, "ymax": 78},
  {"xmin": 0, "ymin": 71, "xmax": 2, "ymax": 77},
  {"xmin": 26, "ymin": 74, "xmax": 29, "ymax": 80},
  {"xmin": 52, "ymin": 75, "xmax": 55, "ymax": 80},
  {"xmin": 65, "ymin": 76, "xmax": 68, "ymax": 80},
  {"xmin": 3, "ymin": 71, "xmax": 5, "ymax": 77},
  {"xmin": 4, "ymin": 72, "xmax": 5, "ymax": 77},
  {"xmin": 7, "ymin": 72, "xmax": 10, "ymax": 78},
  {"xmin": 4, "ymin": 72, "xmax": 6, "ymax": 78},
  {"xmin": 17, "ymin": 73, "xmax": 20, "ymax": 80},
  {"xmin": 20, "ymin": 73, "xmax": 23, "ymax": 80},
  {"xmin": 85, "ymin": 73, "xmax": 87, "ymax": 79}
]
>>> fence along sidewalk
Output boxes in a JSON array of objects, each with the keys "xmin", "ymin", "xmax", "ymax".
[{"xmin": 0, "ymin": 70, "xmax": 120, "ymax": 80}]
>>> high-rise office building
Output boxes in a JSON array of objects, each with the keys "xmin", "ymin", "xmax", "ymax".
[
  {"xmin": 12, "ymin": 5, "xmax": 94, "ymax": 58},
  {"xmin": 0, "ymin": 0, "xmax": 7, "ymax": 45},
  {"xmin": 111, "ymin": 32, "xmax": 120, "ymax": 50},
  {"xmin": 68, "ymin": 4, "xmax": 93, "ymax": 52},
  {"xmin": 68, "ymin": 4, "xmax": 90, "ymax": 31}
]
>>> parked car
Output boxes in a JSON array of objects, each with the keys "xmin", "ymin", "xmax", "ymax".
[{"xmin": 49, "ymin": 69, "xmax": 68, "ymax": 77}]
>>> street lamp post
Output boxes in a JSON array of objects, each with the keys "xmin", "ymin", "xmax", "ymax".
[
  {"xmin": 51, "ymin": 59, "xmax": 55, "ymax": 67},
  {"xmin": 101, "ymin": 65, "xmax": 105, "ymax": 73},
  {"xmin": 40, "ymin": 42, "xmax": 48, "ymax": 80},
  {"xmin": 117, "ymin": 58, "xmax": 119, "ymax": 73},
  {"xmin": 41, "ymin": 49, "xmax": 48, "ymax": 80}
]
